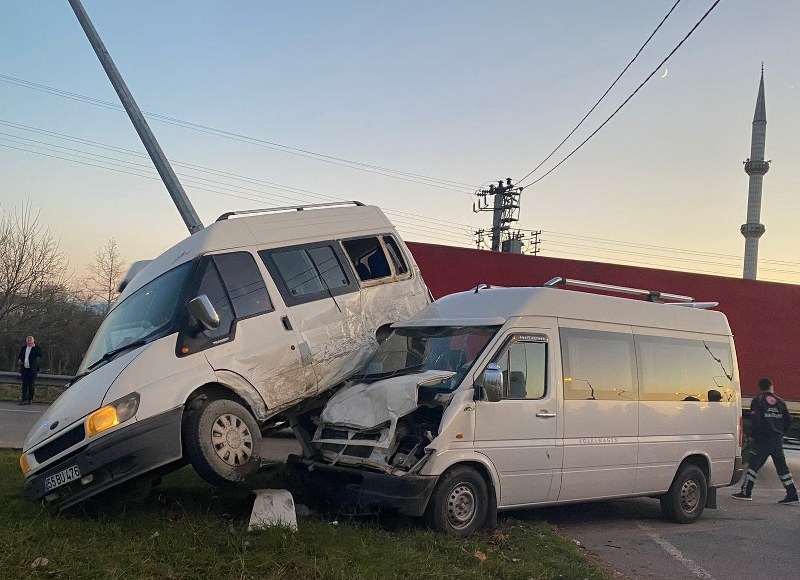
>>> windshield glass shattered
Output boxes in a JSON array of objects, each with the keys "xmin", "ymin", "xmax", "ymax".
[
  {"xmin": 353, "ymin": 325, "xmax": 501, "ymax": 389},
  {"xmin": 77, "ymin": 262, "xmax": 193, "ymax": 374}
]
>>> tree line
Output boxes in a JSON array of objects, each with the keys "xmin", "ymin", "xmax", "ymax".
[{"xmin": 1, "ymin": 204, "xmax": 126, "ymax": 375}]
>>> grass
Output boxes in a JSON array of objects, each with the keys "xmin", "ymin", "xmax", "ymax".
[{"xmin": 0, "ymin": 450, "xmax": 609, "ymax": 580}]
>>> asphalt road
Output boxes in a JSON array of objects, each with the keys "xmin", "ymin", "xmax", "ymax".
[{"xmin": 3, "ymin": 402, "xmax": 797, "ymax": 579}]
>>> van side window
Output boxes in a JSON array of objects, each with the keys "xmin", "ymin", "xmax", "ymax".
[
  {"xmin": 212, "ymin": 252, "xmax": 272, "ymax": 318},
  {"xmin": 342, "ymin": 237, "xmax": 392, "ymax": 282},
  {"xmin": 259, "ymin": 243, "xmax": 354, "ymax": 306},
  {"xmin": 495, "ymin": 339, "xmax": 547, "ymax": 399},
  {"xmin": 561, "ymin": 328, "xmax": 637, "ymax": 400},
  {"xmin": 195, "ymin": 260, "xmax": 234, "ymax": 340},
  {"xmin": 382, "ymin": 236, "xmax": 409, "ymax": 276},
  {"xmin": 635, "ymin": 335, "xmax": 734, "ymax": 402},
  {"xmin": 307, "ymin": 246, "xmax": 350, "ymax": 290}
]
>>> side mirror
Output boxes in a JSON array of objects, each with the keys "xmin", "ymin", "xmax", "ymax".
[
  {"xmin": 188, "ymin": 295, "xmax": 220, "ymax": 331},
  {"xmin": 477, "ymin": 363, "xmax": 503, "ymax": 402}
]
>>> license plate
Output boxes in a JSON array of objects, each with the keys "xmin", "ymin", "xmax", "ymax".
[{"xmin": 44, "ymin": 465, "xmax": 81, "ymax": 492}]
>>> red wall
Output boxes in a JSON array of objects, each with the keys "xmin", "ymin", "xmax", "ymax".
[{"xmin": 407, "ymin": 242, "xmax": 800, "ymax": 403}]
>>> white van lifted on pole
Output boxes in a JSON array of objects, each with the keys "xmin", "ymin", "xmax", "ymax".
[{"xmin": 20, "ymin": 202, "xmax": 431, "ymax": 509}]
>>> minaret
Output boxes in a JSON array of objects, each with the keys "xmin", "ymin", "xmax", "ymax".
[{"xmin": 741, "ymin": 67, "xmax": 770, "ymax": 280}]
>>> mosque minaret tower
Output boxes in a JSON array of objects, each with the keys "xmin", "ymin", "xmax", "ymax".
[{"xmin": 741, "ymin": 67, "xmax": 770, "ymax": 280}]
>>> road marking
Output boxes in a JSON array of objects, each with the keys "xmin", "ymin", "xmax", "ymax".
[
  {"xmin": 637, "ymin": 523, "xmax": 715, "ymax": 579},
  {"xmin": 0, "ymin": 409, "xmax": 43, "ymax": 414}
]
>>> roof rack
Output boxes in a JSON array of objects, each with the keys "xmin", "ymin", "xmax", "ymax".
[
  {"xmin": 544, "ymin": 276, "xmax": 695, "ymax": 303},
  {"xmin": 216, "ymin": 201, "xmax": 364, "ymax": 221}
]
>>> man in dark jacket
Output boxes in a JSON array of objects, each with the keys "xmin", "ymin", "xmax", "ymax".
[
  {"xmin": 17, "ymin": 335, "xmax": 42, "ymax": 405},
  {"xmin": 733, "ymin": 378, "xmax": 798, "ymax": 504}
]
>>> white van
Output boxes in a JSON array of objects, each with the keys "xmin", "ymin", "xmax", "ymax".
[
  {"xmin": 20, "ymin": 202, "xmax": 430, "ymax": 509},
  {"xmin": 289, "ymin": 278, "xmax": 744, "ymax": 535}
]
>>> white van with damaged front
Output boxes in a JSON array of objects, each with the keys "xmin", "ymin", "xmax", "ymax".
[{"xmin": 290, "ymin": 279, "xmax": 744, "ymax": 536}]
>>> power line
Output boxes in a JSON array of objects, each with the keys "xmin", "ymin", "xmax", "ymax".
[
  {"xmin": 516, "ymin": 0, "xmax": 681, "ymax": 186},
  {"xmin": 0, "ymin": 119, "xmax": 478, "ymax": 233},
  {"xmin": 0, "ymin": 73, "xmax": 478, "ymax": 193},
  {"xmin": 541, "ymin": 230, "xmax": 800, "ymax": 268},
  {"xmin": 0, "ymin": 138, "xmax": 475, "ymax": 246},
  {"xmin": 518, "ymin": 0, "xmax": 721, "ymax": 190}
]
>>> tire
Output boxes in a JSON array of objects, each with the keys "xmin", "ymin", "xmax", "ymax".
[
  {"xmin": 424, "ymin": 466, "xmax": 488, "ymax": 537},
  {"xmin": 184, "ymin": 397, "xmax": 262, "ymax": 486},
  {"xmin": 660, "ymin": 464, "xmax": 707, "ymax": 524}
]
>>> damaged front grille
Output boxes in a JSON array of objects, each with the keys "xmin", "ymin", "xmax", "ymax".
[
  {"xmin": 321, "ymin": 443, "xmax": 372, "ymax": 458},
  {"xmin": 320, "ymin": 428, "xmax": 382, "ymax": 443}
]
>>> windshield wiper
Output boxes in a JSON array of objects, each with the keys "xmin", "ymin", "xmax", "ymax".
[
  {"xmin": 66, "ymin": 370, "xmax": 92, "ymax": 387},
  {"xmin": 87, "ymin": 339, "xmax": 148, "ymax": 371}
]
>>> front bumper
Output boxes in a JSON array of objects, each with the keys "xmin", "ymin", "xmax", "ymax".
[
  {"xmin": 288, "ymin": 455, "xmax": 438, "ymax": 517},
  {"xmin": 24, "ymin": 406, "xmax": 184, "ymax": 510}
]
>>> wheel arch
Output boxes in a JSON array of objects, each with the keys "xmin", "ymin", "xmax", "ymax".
[
  {"xmin": 678, "ymin": 453, "xmax": 711, "ymax": 483},
  {"xmin": 185, "ymin": 370, "xmax": 269, "ymax": 422},
  {"xmin": 430, "ymin": 453, "xmax": 500, "ymax": 510}
]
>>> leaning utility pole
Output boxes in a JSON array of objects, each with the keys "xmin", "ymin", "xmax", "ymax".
[
  {"xmin": 473, "ymin": 178, "xmax": 523, "ymax": 252},
  {"xmin": 68, "ymin": 0, "xmax": 204, "ymax": 234}
]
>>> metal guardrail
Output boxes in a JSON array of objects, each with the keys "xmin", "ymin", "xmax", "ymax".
[{"xmin": 0, "ymin": 370, "xmax": 74, "ymax": 387}]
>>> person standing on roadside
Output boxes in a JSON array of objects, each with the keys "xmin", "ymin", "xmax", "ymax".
[
  {"xmin": 17, "ymin": 335, "xmax": 42, "ymax": 406},
  {"xmin": 733, "ymin": 378, "xmax": 798, "ymax": 504}
]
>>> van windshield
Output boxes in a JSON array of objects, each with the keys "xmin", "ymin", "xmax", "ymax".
[
  {"xmin": 353, "ymin": 325, "xmax": 500, "ymax": 389},
  {"xmin": 78, "ymin": 262, "xmax": 193, "ymax": 374}
]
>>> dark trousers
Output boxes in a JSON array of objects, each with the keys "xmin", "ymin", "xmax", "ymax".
[
  {"xmin": 21, "ymin": 369, "xmax": 37, "ymax": 402},
  {"xmin": 741, "ymin": 436, "xmax": 795, "ymax": 494}
]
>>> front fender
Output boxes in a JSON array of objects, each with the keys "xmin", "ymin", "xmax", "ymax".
[
  {"xmin": 421, "ymin": 449, "xmax": 502, "ymax": 507},
  {"xmin": 213, "ymin": 370, "xmax": 269, "ymax": 421}
]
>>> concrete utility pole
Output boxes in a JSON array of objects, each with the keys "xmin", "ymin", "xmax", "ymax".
[
  {"xmin": 741, "ymin": 67, "xmax": 770, "ymax": 280},
  {"xmin": 68, "ymin": 0, "xmax": 204, "ymax": 234},
  {"xmin": 473, "ymin": 178, "xmax": 523, "ymax": 252}
]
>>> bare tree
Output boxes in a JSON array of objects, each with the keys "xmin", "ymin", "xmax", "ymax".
[
  {"xmin": 0, "ymin": 203, "xmax": 69, "ymax": 330},
  {"xmin": 86, "ymin": 238, "xmax": 126, "ymax": 314}
]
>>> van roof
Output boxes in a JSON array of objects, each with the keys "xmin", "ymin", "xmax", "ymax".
[
  {"xmin": 393, "ymin": 286, "xmax": 732, "ymax": 336},
  {"xmin": 119, "ymin": 203, "xmax": 394, "ymax": 299}
]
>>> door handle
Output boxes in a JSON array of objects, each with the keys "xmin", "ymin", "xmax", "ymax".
[
  {"xmin": 535, "ymin": 411, "xmax": 556, "ymax": 418},
  {"xmin": 281, "ymin": 316, "xmax": 293, "ymax": 331}
]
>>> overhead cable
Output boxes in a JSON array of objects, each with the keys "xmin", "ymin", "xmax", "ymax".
[{"xmin": 518, "ymin": 0, "xmax": 721, "ymax": 190}]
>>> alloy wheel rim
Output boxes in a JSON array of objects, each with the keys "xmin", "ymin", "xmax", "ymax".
[{"xmin": 211, "ymin": 413, "xmax": 253, "ymax": 466}]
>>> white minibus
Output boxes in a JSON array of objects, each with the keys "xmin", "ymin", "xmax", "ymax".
[
  {"xmin": 21, "ymin": 202, "xmax": 430, "ymax": 509},
  {"xmin": 290, "ymin": 278, "xmax": 744, "ymax": 535}
]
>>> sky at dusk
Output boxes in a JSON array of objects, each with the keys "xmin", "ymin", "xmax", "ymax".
[{"xmin": 1, "ymin": 1, "xmax": 799, "ymax": 284}]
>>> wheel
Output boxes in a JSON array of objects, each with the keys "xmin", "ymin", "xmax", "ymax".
[
  {"xmin": 660, "ymin": 464, "xmax": 707, "ymax": 524},
  {"xmin": 424, "ymin": 466, "xmax": 488, "ymax": 536},
  {"xmin": 184, "ymin": 397, "xmax": 262, "ymax": 486}
]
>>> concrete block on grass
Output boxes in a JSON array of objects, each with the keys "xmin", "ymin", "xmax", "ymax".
[{"xmin": 248, "ymin": 489, "xmax": 297, "ymax": 532}]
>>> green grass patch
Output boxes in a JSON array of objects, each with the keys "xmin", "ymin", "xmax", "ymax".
[{"xmin": 0, "ymin": 450, "xmax": 608, "ymax": 579}]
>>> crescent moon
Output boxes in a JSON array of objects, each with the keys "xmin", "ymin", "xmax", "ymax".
[{"xmin": 660, "ymin": 68, "xmax": 669, "ymax": 78}]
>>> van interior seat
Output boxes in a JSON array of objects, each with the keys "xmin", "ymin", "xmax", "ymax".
[
  {"xmin": 367, "ymin": 252, "xmax": 391, "ymax": 278},
  {"xmin": 509, "ymin": 371, "xmax": 527, "ymax": 398},
  {"xmin": 355, "ymin": 262, "xmax": 370, "ymax": 280}
]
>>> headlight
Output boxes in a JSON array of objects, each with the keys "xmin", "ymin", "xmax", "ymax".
[
  {"xmin": 20, "ymin": 454, "xmax": 31, "ymax": 475},
  {"xmin": 85, "ymin": 392, "xmax": 140, "ymax": 437}
]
